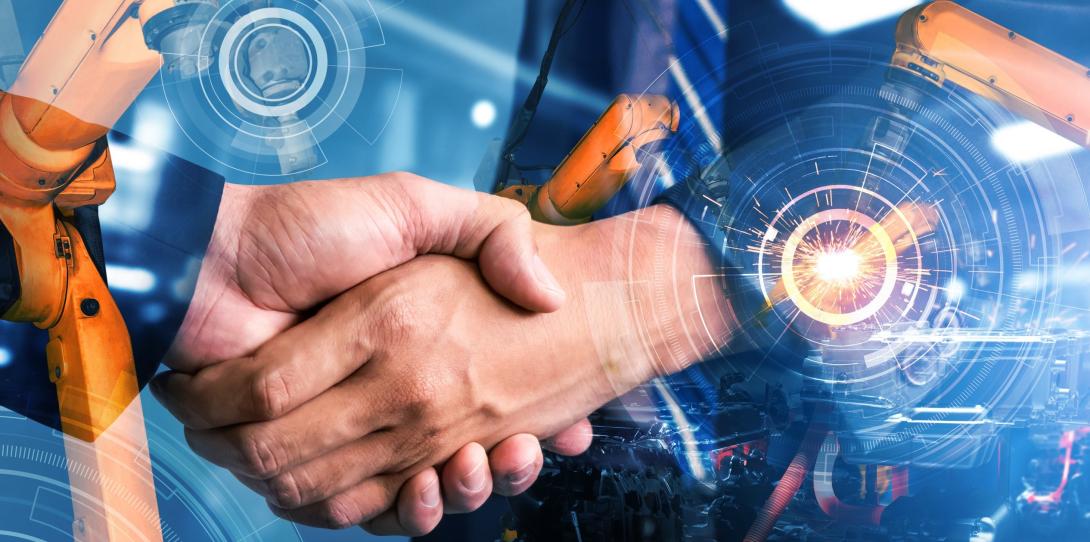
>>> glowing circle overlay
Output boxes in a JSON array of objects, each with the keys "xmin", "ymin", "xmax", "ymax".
[
  {"xmin": 159, "ymin": 0, "xmax": 374, "ymax": 176},
  {"xmin": 758, "ymin": 184, "xmax": 925, "ymax": 329},
  {"xmin": 216, "ymin": 7, "xmax": 329, "ymax": 118},
  {"xmin": 779, "ymin": 208, "xmax": 899, "ymax": 326},
  {"xmin": 612, "ymin": 39, "xmax": 1065, "ymax": 475}
]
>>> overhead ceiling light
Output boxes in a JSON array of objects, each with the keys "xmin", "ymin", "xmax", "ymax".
[
  {"xmin": 109, "ymin": 144, "xmax": 157, "ymax": 173},
  {"xmin": 991, "ymin": 121, "xmax": 1082, "ymax": 164},
  {"xmin": 133, "ymin": 104, "xmax": 175, "ymax": 149},
  {"xmin": 782, "ymin": 0, "xmax": 924, "ymax": 34},
  {"xmin": 470, "ymin": 99, "xmax": 497, "ymax": 129},
  {"xmin": 105, "ymin": 265, "xmax": 157, "ymax": 294}
]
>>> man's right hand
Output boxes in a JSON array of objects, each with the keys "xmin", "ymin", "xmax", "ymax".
[
  {"xmin": 168, "ymin": 172, "xmax": 592, "ymax": 535},
  {"xmin": 172, "ymin": 171, "xmax": 568, "ymax": 369}
]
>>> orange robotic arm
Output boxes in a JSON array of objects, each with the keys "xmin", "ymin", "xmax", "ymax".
[
  {"xmin": 0, "ymin": 1, "xmax": 215, "ymax": 540},
  {"xmin": 497, "ymin": 94, "xmax": 680, "ymax": 225},
  {"xmin": 892, "ymin": 0, "xmax": 1090, "ymax": 149},
  {"xmin": 0, "ymin": 0, "xmax": 207, "ymax": 441}
]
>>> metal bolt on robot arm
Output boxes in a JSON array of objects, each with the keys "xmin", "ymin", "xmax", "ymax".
[{"xmin": 893, "ymin": 0, "xmax": 1090, "ymax": 149}]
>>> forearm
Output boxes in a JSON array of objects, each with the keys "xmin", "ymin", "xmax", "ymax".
[{"xmin": 534, "ymin": 203, "xmax": 733, "ymax": 404}]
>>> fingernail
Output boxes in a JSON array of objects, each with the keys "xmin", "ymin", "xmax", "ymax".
[
  {"xmin": 506, "ymin": 461, "xmax": 536, "ymax": 487},
  {"xmin": 460, "ymin": 459, "xmax": 487, "ymax": 493},
  {"xmin": 420, "ymin": 478, "xmax": 440, "ymax": 509},
  {"xmin": 532, "ymin": 253, "xmax": 564, "ymax": 297}
]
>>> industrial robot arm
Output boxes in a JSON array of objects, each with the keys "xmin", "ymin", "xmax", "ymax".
[
  {"xmin": 496, "ymin": 94, "xmax": 680, "ymax": 225},
  {"xmin": 893, "ymin": 0, "xmax": 1090, "ymax": 149},
  {"xmin": 0, "ymin": 1, "xmax": 216, "ymax": 540},
  {"xmin": 0, "ymin": 0, "xmax": 212, "ymax": 441}
]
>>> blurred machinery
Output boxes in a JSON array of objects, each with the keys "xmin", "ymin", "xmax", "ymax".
[
  {"xmin": 494, "ymin": 2, "xmax": 1090, "ymax": 541},
  {"xmin": 239, "ymin": 24, "xmax": 320, "ymax": 173}
]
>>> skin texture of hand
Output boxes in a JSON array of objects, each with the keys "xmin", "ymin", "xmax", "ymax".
[
  {"xmin": 155, "ymin": 201, "xmax": 727, "ymax": 533},
  {"xmin": 172, "ymin": 171, "xmax": 567, "ymax": 369},
  {"xmin": 164, "ymin": 172, "xmax": 592, "ymax": 535}
]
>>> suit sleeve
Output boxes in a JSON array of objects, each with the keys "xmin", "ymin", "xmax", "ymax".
[
  {"xmin": 0, "ymin": 133, "xmax": 224, "ymax": 432},
  {"xmin": 654, "ymin": 170, "xmax": 807, "ymax": 359}
]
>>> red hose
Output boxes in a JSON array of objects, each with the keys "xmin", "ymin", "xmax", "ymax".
[{"xmin": 743, "ymin": 416, "xmax": 829, "ymax": 542}]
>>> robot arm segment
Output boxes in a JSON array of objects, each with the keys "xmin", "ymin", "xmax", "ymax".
[
  {"xmin": 498, "ymin": 94, "xmax": 680, "ymax": 225},
  {"xmin": 893, "ymin": 0, "xmax": 1090, "ymax": 148}
]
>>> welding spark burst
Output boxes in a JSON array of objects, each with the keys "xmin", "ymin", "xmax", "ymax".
[{"xmin": 755, "ymin": 185, "xmax": 936, "ymax": 329}]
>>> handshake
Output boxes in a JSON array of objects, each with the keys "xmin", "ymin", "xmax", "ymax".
[{"xmin": 152, "ymin": 172, "xmax": 724, "ymax": 536}]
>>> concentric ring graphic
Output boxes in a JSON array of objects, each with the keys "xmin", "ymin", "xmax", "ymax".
[
  {"xmin": 760, "ymin": 186, "xmax": 923, "ymax": 328},
  {"xmin": 217, "ymin": 8, "xmax": 328, "ymax": 118},
  {"xmin": 610, "ymin": 38, "xmax": 1074, "ymax": 473},
  {"xmin": 158, "ymin": 0, "xmax": 399, "ymax": 178}
]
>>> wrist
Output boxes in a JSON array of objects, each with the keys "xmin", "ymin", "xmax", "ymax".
[{"xmin": 533, "ymin": 205, "xmax": 729, "ymax": 401}]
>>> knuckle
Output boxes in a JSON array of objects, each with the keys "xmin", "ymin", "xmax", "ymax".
[
  {"xmin": 376, "ymin": 296, "xmax": 425, "ymax": 345},
  {"xmin": 375, "ymin": 171, "xmax": 414, "ymax": 203},
  {"xmin": 378, "ymin": 172, "xmax": 425, "ymax": 205},
  {"xmin": 249, "ymin": 368, "xmax": 292, "ymax": 420},
  {"xmin": 386, "ymin": 170, "xmax": 417, "ymax": 184},
  {"xmin": 390, "ymin": 427, "xmax": 443, "ymax": 473},
  {"xmin": 496, "ymin": 194, "xmax": 531, "ymax": 222},
  {"xmin": 240, "ymin": 428, "xmax": 283, "ymax": 478},
  {"xmin": 266, "ymin": 470, "xmax": 304, "ymax": 509},
  {"xmin": 319, "ymin": 496, "xmax": 359, "ymax": 530},
  {"xmin": 401, "ymin": 375, "xmax": 440, "ymax": 414}
]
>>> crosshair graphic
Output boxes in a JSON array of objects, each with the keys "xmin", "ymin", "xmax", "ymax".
[
  {"xmin": 158, "ymin": 0, "xmax": 401, "ymax": 178},
  {"xmin": 610, "ymin": 37, "xmax": 1079, "ymax": 474},
  {"xmin": 735, "ymin": 141, "xmax": 959, "ymax": 353},
  {"xmin": 0, "ymin": 398, "xmax": 303, "ymax": 541},
  {"xmin": 758, "ymin": 185, "xmax": 926, "ymax": 329}
]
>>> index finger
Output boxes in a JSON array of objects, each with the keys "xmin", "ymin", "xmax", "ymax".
[{"xmin": 152, "ymin": 295, "xmax": 374, "ymax": 429}]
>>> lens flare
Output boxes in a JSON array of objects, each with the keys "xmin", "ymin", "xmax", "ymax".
[
  {"xmin": 815, "ymin": 249, "xmax": 862, "ymax": 283},
  {"xmin": 756, "ymin": 185, "xmax": 933, "ymax": 330}
]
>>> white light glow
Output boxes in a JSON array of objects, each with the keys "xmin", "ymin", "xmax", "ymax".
[
  {"xmin": 133, "ymin": 104, "xmax": 175, "ymax": 149},
  {"xmin": 106, "ymin": 265, "xmax": 157, "ymax": 294},
  {"xmin": 815, "ymin": 250, "xmax": 862, "ymax": 283},
  {"xmin": 783, "ymin": 0, "xmax": 924, "ymax": 34},
  {"xmin": 992, "ymin": 121, "xmax": 1082, "ymax": 163},
  {"xmin": 470, "ymin": 99, "xmax": 497, "ymax": 129},
  {"xmin": 109, "ymin": 145, "xmax": 157, "ymax": 173},
  {"xmin": 0, "ymin": 348, "xmax": 10, "ymax": 367},
  {"xmin": 946, "ymin": 278, "xmax": 966, "ymax": 301}
]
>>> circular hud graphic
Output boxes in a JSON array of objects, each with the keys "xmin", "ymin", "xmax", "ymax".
[
  {"xmin": 159, "ymin": 0, "xmax": 389, "ymax": 178},
  {"xmin": 623, "ymin": 40, "xmax": 1073, "ymax": 472},
  {"xmin": 0, "ymin": 402, "xmax": 302, "ymax": 541}
]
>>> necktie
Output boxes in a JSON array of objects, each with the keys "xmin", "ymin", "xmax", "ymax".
[{"xmin": 669, "ymin": 0, "xmax": 728, "ymax": 163}]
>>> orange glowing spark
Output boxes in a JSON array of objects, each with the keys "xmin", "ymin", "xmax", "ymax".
[{"xmin": 814, "ymin": 249, "xmax": 862, "ymax": 283}]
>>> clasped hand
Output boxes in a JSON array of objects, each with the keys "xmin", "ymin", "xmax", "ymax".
[{"xmin": 153, "ymin": 173, "xmax": 608, "ymax": 536}]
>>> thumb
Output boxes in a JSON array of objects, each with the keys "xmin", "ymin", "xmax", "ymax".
[
  {"xmin": 474, "ymin": 197, "xmax": 566, "ymax": 313},
  {"xmin": 544, "ymin": 417, "xmax": 594, "ymax": 455},
  {"xmin": 401, "ymin": 173, "xmax": 566, "ymax": 312}
]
